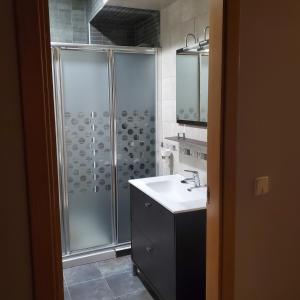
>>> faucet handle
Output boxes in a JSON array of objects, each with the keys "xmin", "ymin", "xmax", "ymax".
[
  {"xmin": 184, "ymin": 170, "xmax": 198, "ymax": 174},
  {"xmin": 184, "ymin": 170, "xmax": 201, "ymax": 189}
]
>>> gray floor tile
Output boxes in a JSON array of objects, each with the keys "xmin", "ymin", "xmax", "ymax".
[
  {"xmin": 64, "ymin": 287, "xmax": 71, "ymax": 300},
  {"xmin": 68, "ymin": 279, "xmax": 114, "ymax": 300},
  {"xmin": 106, "ymin": 272, "xmax": 145, "ymax": 298},
  {"xmin": 64, "ymin": 263, "xmax": 102, "ymax": 286},
  {"xmin": 115, "ymin": 289, "xmax": 154, "ymax": 300},
  {"xmin": 97, "ymin": 256, "xmax": 132, "ymax": 277}
]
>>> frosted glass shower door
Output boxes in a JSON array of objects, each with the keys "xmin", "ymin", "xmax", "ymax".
[
  {"xmin": 114, "ymin": 53, "xmax": 156, "ymax": 243},
  {"xmin": 61, "ymin": 50, "xmax": 113, "ymax": 252}
]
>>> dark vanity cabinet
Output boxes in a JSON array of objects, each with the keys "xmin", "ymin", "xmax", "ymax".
[{"xmin": 130, "ymin": 186, "xmax": 206, "ymax": 300}]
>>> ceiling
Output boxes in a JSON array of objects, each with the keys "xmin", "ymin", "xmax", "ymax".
[{"xmin": 107, "ymin": 0, "xmax": 178, "ymax": 10}]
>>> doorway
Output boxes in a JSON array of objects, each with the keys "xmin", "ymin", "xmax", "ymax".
[{"xmin": 13, "ymin": 0, "xmax": 226, "ymax": 298}]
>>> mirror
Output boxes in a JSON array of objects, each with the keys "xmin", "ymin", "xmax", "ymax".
[{"xmin": 176, "ymin": 50, "xmax": 209, "ymax": 127}]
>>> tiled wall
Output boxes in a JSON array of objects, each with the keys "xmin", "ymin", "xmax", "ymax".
[
  {"xmin": 158, "ymin": 0, "xmax": 209, "ymax": 184},
  {"xmin": 49, "ymin": 0, "xmax": 160, "ymax": 47},
  {"xmin": 90, "ymin": 6, "xmax": 160, "ymax": 47},
  {"xmin": 49, "ymin": 0, "xmax": 89, "ymax": 43},
  {"xmin": 88, "ymin": 0, "xmax": 105, "ymax": 19},
  {"xmin": 89, "ymin": 23, "xmax": 133, "ymax": 45},
  {"xmin": 134, "ymin": 14, "xmax": 160, "ymax": 46}
]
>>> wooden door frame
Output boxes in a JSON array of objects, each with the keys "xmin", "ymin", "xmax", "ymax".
[
  {"xmin": 14, "ymin": 0, "xmax": 64, "ymax": 299},
  {"xmin": 207, "ymin": 0, "xmax": 239, "ymax": 299},
  {"xmin": 206, "ymin": 0, "xmax": 224, "ymax": 297},
  {"xmin": 13, "ymin": 0, "xmax": 239, "ymax": 299}
]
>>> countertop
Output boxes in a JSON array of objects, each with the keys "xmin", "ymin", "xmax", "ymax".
[{"xmin": 129, "ymin": 174, "xmax": 207, "ymax": 214}]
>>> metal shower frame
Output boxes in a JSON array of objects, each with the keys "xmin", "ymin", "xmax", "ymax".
[{"xmin": 51, "ymin": 43, "xmax": 160, "ymax": 267}]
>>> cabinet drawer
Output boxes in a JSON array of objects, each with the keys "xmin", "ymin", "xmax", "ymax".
[
  {"xmin": 131, "ymin": 186, "xmax": 176, "ymax": 300},
  {"xmin": 132, "ymin": 225, "xmax": 176, "ymax": 300},
  {"xmin": 131, "ymin": 226, "xmax": 156, "ymax": 283},
  {"xmin": 131, "ymin": 187, "xmax": 158, "ymax": 239}
]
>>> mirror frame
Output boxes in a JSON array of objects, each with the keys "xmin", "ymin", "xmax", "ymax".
[{"xmin": 176, "ymin": 48, "xmax": 208, "ymax": 128}]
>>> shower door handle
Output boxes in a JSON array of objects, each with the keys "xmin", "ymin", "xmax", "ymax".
[
  {"xmin": 144, "ymin": 202, "xmax": 152, "ymax": 208},
  {"xmin": 146, "ymin": 246, "xmax": 153, "ymax": 254}
]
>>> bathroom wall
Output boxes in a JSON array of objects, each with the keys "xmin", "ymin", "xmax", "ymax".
[
  {"xmin": 88, "ymin": 0, "xmax": 105, "ymax": 19},
  {"xmin": 48, "ymin": 0, "xmax": 105, "ymax": 44},
  {"xmin": 158, "ymin": 0, "xmax": 209, "ymax": 183},
  {"xmin": 1, "ymin": 0, "xmax": 33, "ymax": 299},
  {"xmin": 49, "ymin": 0, "xmax": 89, "ymax": 43},
  {"xmin": 49, "ymin": 0, "xmax": 161, "ymax": 47}
]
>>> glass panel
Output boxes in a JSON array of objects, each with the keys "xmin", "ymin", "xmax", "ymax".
[
  {"xmin": 114, "ymin": 53, "xmax": 156, "ymax": 243},
  {"xmin": 61, "ymin": 50, "xmax": 113, "ymax": 252}
]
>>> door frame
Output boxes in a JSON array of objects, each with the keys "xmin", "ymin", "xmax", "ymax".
[
  {"xmin": 14, "ymin": 0, "xmax": 238, "ymax": 299},
  {"xmin": 14, "ymin": 0, "xmax": 64, "ymax": 299},
  {"xmin": 207, "ymin": 0, "xmax": 239, "ymax": 299},
  {"xmin": 206, "ymin": 0, "xmax": 224, "ymax": 298}
]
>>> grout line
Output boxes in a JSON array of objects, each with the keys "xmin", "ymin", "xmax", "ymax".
[
  {"xmin": 63, "ymin": 276, "xmax": 67, "ymax": 287},
  {"xmin": 116, "ymin": 286, "xmax": 146, "ymax": 298},
  {"xmin": 103, "ymin": 269, "xmax": 133, "ymax": 279},
  {"xmin": 103, "ymin": 277, "xmax": 116, "ymax": 298},
  {"xmin": 65, "ymin": 284, "xmax": 72, "ymax": 300},
  {"xmin": 66, "ymin": 275, "xmax": 104, "ymax": 288}
]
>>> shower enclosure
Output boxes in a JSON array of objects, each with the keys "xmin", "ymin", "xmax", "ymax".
[{"xmin": 51, "ymin": 44, "xmax": 157, "ymax": 264}]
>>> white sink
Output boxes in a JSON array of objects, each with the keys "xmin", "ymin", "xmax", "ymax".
[{"xmin": 129, "ymin": 174, "xmax": 207, "ymax": 214}]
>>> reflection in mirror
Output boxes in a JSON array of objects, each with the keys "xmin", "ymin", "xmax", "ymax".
[
  {"xmin": 176, "ymin": 50, "xmax": 209, "ymax": 127},
  {"xmin": 176, "ymin": 52, "xmax": 200, "ymax": 123},
  {"xmin": 199, "ymin": 54, "xmax": 209, "ymax": 123},
  {"xmin": 176, "ymin": 30, "xmax": 209, "ymax": 127}
]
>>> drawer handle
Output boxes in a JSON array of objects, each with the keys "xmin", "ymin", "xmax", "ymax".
[
  {"xmin": 146, "ymin": 246, "xmax": 153, "ymax": 254},
  {"xmin": 144, "ymin": 202, "xmax": 152, "ymax": 208}
]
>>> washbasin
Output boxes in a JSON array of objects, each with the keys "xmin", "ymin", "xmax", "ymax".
[
  {"xmin": 129, "ymin": 174, "xmax": 207, "ymax": 213},
  {"xmin": 146, "ymin": 179, "xmax": 201, "ymax": 203}
]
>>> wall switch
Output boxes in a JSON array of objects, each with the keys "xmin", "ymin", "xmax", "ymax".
[{"xmin": 255, "ymin": 176, "xmax": 270, "ymax": 196}]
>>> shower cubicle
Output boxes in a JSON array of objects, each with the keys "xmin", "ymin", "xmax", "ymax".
[{"xmin": 51, "ymin": 44, "xmax": 157, "ymax": 265}]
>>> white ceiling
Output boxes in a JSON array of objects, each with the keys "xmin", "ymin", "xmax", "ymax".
[{"xmin": 107, "ymin": 0, "xmax": 178, "ymax": 10}]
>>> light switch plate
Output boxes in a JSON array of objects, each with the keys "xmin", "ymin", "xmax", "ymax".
[{"xmin": 255, "ymin": 176, "xmax": 270, "ymax": 196}]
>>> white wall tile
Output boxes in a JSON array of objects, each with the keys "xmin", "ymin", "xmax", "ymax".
[
  {"xmin": 181, "ymin": 0, "xmax": 199, "ymax": 22},
  {"xmin": 161, "ymin": 49, "xmax": 176, "ymax": 78},
  {"xmin": 162, "ymin": 77, "xmax": 176, "ymax": 101},
  {"xmin": 165, "ymin": 0, "xmax": 182, "ymax": 28},
  {"xmin": 158, "ymin": 0, "xmax": 209, "ymax": 180},
  {"xmin": 195, "ymin": 13, "xmax": 209, "ymax": 40},
  {"xmin": 162, "ymin": 101, "xmax": 176, "ymax": 123}
]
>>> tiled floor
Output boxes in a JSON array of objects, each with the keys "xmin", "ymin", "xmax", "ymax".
[{"xmin": 63, "ymin": 256, "xmax": 154, "ymax": 300}]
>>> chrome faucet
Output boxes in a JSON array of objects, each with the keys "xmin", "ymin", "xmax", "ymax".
[{"xmin": 182, "ymin": 170, "xmax": 201, "ymax": 192}]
